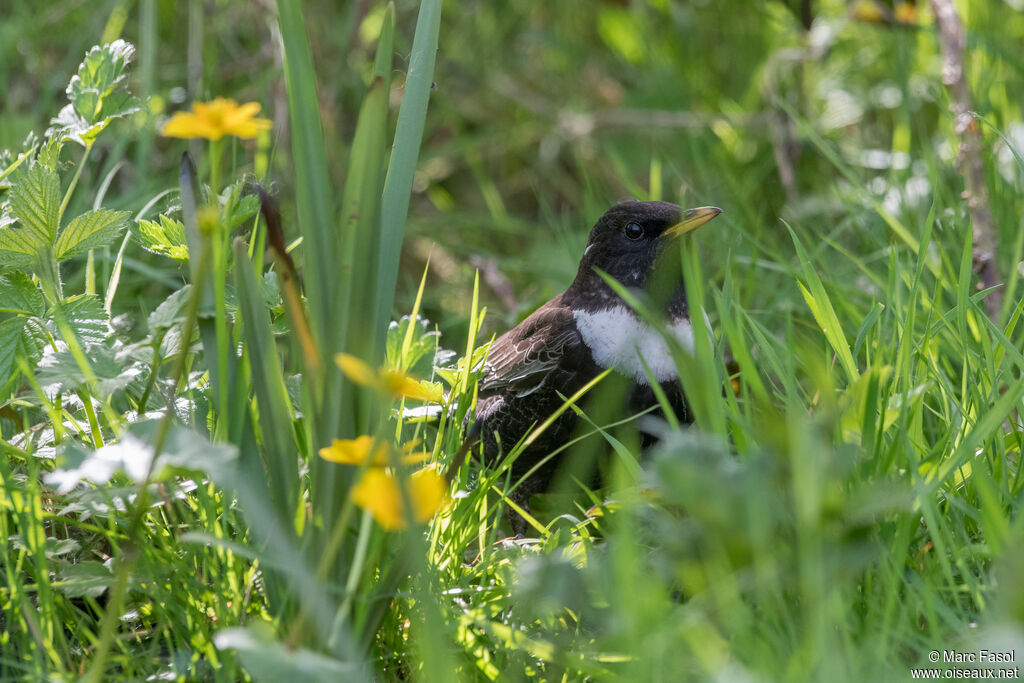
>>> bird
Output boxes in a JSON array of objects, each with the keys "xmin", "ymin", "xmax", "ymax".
[{"xmin": 471, "ymin": 200, "xmax": 722, "ymax": 534}]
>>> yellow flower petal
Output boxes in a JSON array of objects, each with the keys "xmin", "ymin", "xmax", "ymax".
[
  {"xmin": 381, "ymin": 371, "xmax": 445, "ymax": 403},
  {"xmin": 408, "ymin": 466, "xmax": 447, "ymax": 522},
  {"xmin": 350, "ymin": 466, "xmax": 447, "ymax": 530},
  {"xmin": 160, "ymin": 98, "xmax": 272, "ymax": 141},
  {"xmin": 161, "ymin": 111, "xmax": 223, "ymax": 140},
  {"xmin": 319, "ymin": 436, "xmax": 388, "ymax": 466},
  {"xmin": 319, "ymin": 436, "xmax": 432, "ymax": 467},
  {"xmin": 335, "ymin": 353, "xmax": 378, "ymax": 387},
  {"xmin": 351, "ymin": 469, "xmax": 404, "ymax": 529}
]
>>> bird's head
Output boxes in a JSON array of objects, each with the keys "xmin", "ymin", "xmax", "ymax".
[{"xmin": 570, "ymin": 200, "xmax": 721, "ymax": 303}]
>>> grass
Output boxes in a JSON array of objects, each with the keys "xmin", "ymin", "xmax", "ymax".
[{"xmin": 1, "ymin": 1, "xmax": 1023, "ymax": 681}]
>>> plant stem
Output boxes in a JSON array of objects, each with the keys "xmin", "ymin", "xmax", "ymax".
[
  {"xmin": 59, "ymin": 141, "xmax": 93, "ymax": 222},
  {"xmin": 209, "ymin": 138, "xmax": 224, "ymax": 198}
]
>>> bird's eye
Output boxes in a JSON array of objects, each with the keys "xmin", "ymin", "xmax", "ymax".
[{"xmin": 624, "ymin": 223, "xmax": 644, "ymax": 240}]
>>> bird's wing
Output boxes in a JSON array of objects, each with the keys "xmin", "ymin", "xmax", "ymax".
[{"xmin": 480, "ymin": 300, "xmax": 583, "ymax": 398}]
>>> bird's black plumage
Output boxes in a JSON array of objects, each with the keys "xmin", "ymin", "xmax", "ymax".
[{"xmin": 473, "ymin": 200, "xmax": 722, "ymax": 531}]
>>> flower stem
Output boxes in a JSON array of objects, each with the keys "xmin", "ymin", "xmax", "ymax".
[{"xmin": 209, "ymin": 138, "xmax": 224, "ymax": 197}]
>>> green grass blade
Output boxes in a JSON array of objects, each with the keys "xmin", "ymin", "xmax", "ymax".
[
  {"xmin": 233, "ymin": 237, "xmax": 299, "ymax": 528},
  {"xmin": 787, "ymin": 222, "xmax": 859, "ymax": 384},
  {"xmin": 375, "ymin": 0, "xmax": 443, "ymax": 334},
  {"xmin": 275, "ymin": 0, "xmax": 336, "ymax": 366}
]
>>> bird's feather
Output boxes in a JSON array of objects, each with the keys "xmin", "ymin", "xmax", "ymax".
[{"xmin": 480, "ymin": 298, "xmax": 583, "ymax": 398}]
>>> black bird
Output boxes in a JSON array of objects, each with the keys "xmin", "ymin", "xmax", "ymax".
[{"xmin": 473, "ymin": 200, "xmax": 722, "ymax": 532}]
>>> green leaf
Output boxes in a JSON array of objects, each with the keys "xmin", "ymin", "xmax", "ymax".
[
  {"xmin": 51, "ymin": 40, "xmax": 140, "ymax": 146},
  {"xmin": 67, "ymin": 40, "xmax": 135, "ymax": 123},
  {"xmin": 219, "ymin": 184, "xmax": 261, "ymax": 231},
  {"xmin": 45, "ymin": 421, "xmax": 238, "ymax": 493},
  {"xmin": 55, "ymin": 561, "xmax": 113, "ymax": 599},
  {"xmin": 1, "ymin": 163, "xmax": 61, "ymax": 262},
  {"xmin": 50, "ymin": 100, "xmax": 140, "ymax": 148},
  {"xmin": 36, "ymin": 344, "xmax": 143, "ymax": 397},
  {"xmin": 135, "ymin": 214, "xmax": 190, "ymax": 261},
  {"xmin": 148, "ymin": 285, "xmax": 192, "ymax": 330},
  {"xmin": 54, "ymin": 208, "xmax": 131, "ymax": 261},
  {"xmin": 0, "ymin": 271, "xmax": 46, "ymax": 316},
  {"xmin": 386, "ymin": 315, "xmax": 439, "ymax": 379},
  {"xmin": 47, "ymin": 294, "xmax": 108, "ymax": 346},
  {"xmin": 0, "ymin": 317, "xmax": 46, "ymax": 400}
]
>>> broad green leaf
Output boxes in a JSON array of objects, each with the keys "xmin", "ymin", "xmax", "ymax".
[
  {"xmin": 48, "ymin": 294, "xmax": 109, "ymax": 346},
  {"xmin": 55, "ymin": 561, "xmax": 113, "ymax": 599},
  {"xmin": 148, "ymin": 285, "xmax": 192, "ymax": 330},
  {"xmin": 0, "ymin": 243, "xmax": 36, "ymax": 269},
  {"xmin": 3, "ymin": 163, "xmax": 61, "ymax": 258},
  {"xmin": 386, "ymin": 315, "xmax": 439, "ymax": 379},
  {"xmin": 44, "ymin": 420, "xmax": 238, "ymax": 494},
  {"xmin": 0, "ymin": 317, "xmax": 46, "ymax": 399},
  {"xmin": 54, "ymin": 208, "xmax": 131, "ymax": 261},
  {"xmin": 0, "ymin": 271, "xmax": 45, "ymax": 316},
  {"xmin": 136, "ymin": 214, "xmax": 190, "ymax": 261},
  {"xmin": 36, "ymin": 344, "xmax": 143, "ymax": 397}
]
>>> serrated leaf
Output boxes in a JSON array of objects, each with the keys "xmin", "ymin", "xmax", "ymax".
[
  {"xmin": 54, "ymin": 208, "xmax": 131, "ymax": 261},
  {"xmin": 0, "ymin": 317, "xmax": 46, "ymax": 400},
  {"xmin": 36, "ymin": 136, "xmax": 65, "ymax": 172},
  {"xmin": 0, "ymin": 271, "xmax": 45, "ymax": 316},
  {"xmin": 0, "ymin": 245, "xmax": 35, "ymax": 269},
  {"xmin": 52, "ymin": 40, "xmax": 140, "ymax": 146},
  {"xmin": 136, "ymin": 215, "xmax": 189, "ymax": 261},
  {"xmin": 36, "ymin": 343, "xmax": 144, "ymax": 397},
  {"xmin": 48, "ymin": 294, "xmax": 109, "ymax": 346},
  {"xmin": 67, "ymin": 40, "xmax": 135, "ymax": 123},
  {"xmin": 2, "ymin": 164, "xmax": 61, "ymax": 260}
]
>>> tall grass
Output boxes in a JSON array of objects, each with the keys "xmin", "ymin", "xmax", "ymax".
[{"xmin": 1, "ymin": 1, "xmax": 1023, "ymax": 681}]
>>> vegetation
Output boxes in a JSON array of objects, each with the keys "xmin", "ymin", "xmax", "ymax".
[{"xmin": 1, "ymin": 1, "xmax": 1022, "ymax": 680}]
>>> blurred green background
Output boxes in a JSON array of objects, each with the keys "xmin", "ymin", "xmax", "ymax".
[{"xmin": 7, "ymin": 0, "xmax": 1021, "ymax": 345}]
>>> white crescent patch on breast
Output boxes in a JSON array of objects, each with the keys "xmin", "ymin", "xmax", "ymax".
[{"xmin": 572, "ymin": 306, "xmax": 696, "ymax": 384}]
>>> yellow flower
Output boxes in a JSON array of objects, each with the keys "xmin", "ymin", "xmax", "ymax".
[
  {"xmin": 318, "ymin": 435, "xmax": 430, "ymax": 467},
  {"xmin": 161, "ymin": 98, "xmax": 273, "ymax": 141},
  {"xmin": 351, "ymin": 465, "xmax": 448, "ymax": 530},
  {"xmin": 335, "ymin": 353, "xmax": 444, "ymax": 403},
  {"xmin": 893, "ymin": 2, "xmax": 919, "ymax": 25}
]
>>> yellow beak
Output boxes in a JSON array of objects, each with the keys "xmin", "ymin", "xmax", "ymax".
[{"xmin": 663, "ymin": 206, "xmax": 723, "ymax": 238}]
